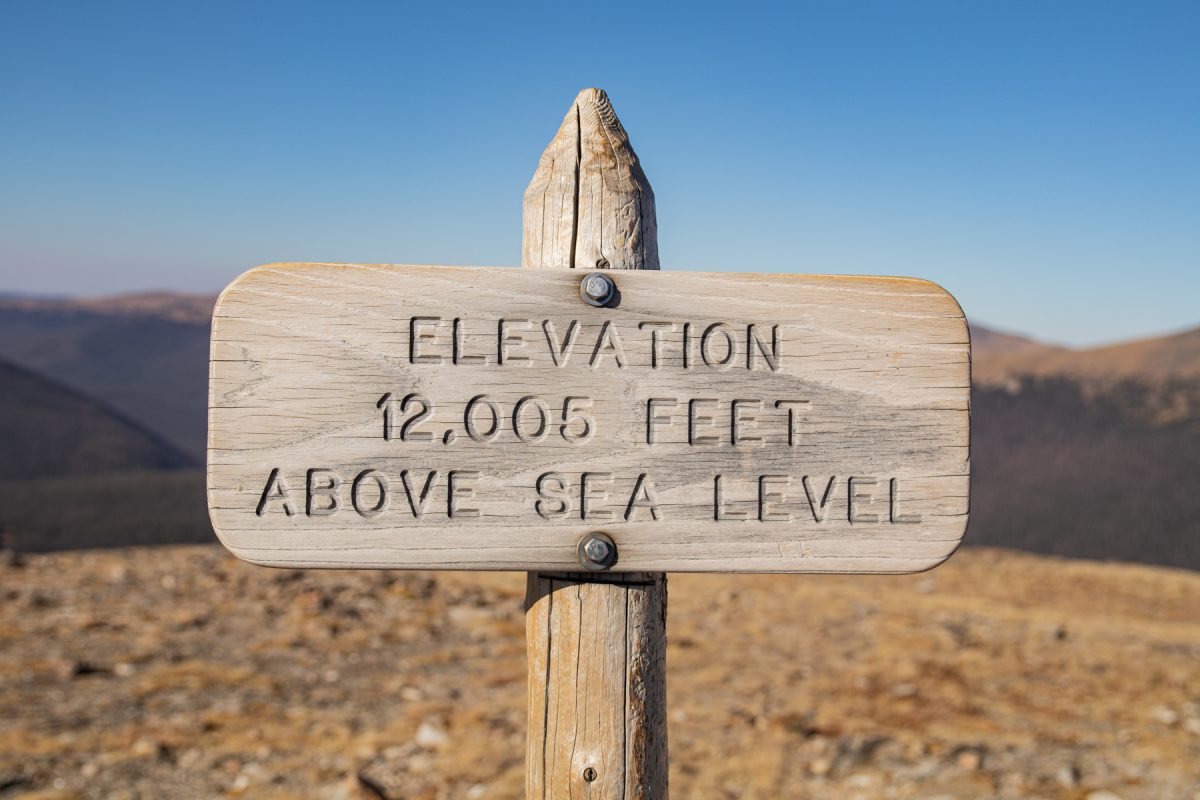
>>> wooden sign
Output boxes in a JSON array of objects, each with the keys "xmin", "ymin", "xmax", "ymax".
[{"xmin": 208, "ymin": 262, "xmax": 970, "ymax": 573}]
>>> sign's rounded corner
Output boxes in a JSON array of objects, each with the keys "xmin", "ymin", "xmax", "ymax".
[
  {"xmin": 210, "ymin": 534, "xmax": 288, "ymax": 571},
  {"xmin": 213, "ymin": 263, "xmax": 303, "ymax": 319},
  {"xmin": 205, "ymin": 499, "xmax": 281, "ymax": 570},
  {"xmin": 916, "ymin": 277, "xmax": 969, "ymax": 329},
  {"xmin": 911, "ymin": 523, "xmax": 970, "ymax": 574}
]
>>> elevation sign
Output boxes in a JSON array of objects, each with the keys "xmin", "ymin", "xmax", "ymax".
[{"xmin": 207, "ymin": 263, "xmax": 970, "ymax": 573}]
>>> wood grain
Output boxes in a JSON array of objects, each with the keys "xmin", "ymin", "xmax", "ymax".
[{"xmin": 207, "ymin": 264, "xmax": 970, "ymax": 573}]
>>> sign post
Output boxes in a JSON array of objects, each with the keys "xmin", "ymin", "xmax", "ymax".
[
  {"xmin": 207, "ymin": 88, "xmax": 971, "ymax": 799},
  {"xmin": 520, "ymin": 88, "xmax": 668, "ymax": 799}
]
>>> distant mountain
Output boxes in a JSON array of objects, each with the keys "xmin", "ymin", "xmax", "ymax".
[
  {"xmin": 0, "ymin": 292, "xmax": 215, "ymax": 458},
  {"xmin": 0, "ymin": 356, "xmax": 195, "ymax": 480},
  {"xmin": 969, "ymin": 323, "xmax": 1063, "ymax": 360},
  {"xmin": 0, "ymin": 291, "xmax": 217, "ymax": 325},
  {"xmin": 974, "ymin": 324, "xmax": 1200, "ymax": 384},
  {"xmin": 969, "ymin": 323, "xmax": 1200, "ymax": 569},
  {"xmin": 2, "ymin": 295, "xmax": 1198, "ymax": 570}
]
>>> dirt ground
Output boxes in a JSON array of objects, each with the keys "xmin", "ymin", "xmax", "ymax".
[{"xmin": 1, "ymin": 545, "xmax": 1198, "ymax": 799}]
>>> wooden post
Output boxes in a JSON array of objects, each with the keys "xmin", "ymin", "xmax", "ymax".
[{"xmin": 522, "ymin": 89, "xmax": 669, "ymax": 799}]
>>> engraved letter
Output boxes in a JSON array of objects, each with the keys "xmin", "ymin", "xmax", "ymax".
[
  {"xmin": 590, "ymin": 320, "xmax": 627, "ymax": 368},
  {"xmin": 731, "ymin": 399, "xmax": 763, "ymax": 446},
  {"xmin": 352, "ymin": 469, "xmax": 389, "ymax": 518},
  {"xmin": 713, "ymin": 475, "xmax": 749, "ymax": 521},
  {"xmin": 775, "ymin": 400, "xmax": 809, "ymax": 447},
  {"xmin": 688, "ymin": 398, "xmax": 719, "ymax": 446},
  {"xmin": 542, "ymin": 319, "xmax": 580, "ymax": 367},
  {"xmin": 758, "ymin": 474, "xmax": 790, "ymax": 522},
  {"xmin": 452, "ymin": 318, "xmax": 486, "ymax": 365},
  {"xmin": 581, "ymin": 472, "xmax": 614, "ymax": 521},
  {"xmin": 848, "ymin": 477, "xmax": 879, "ymax": 524},
  {"xmin": 498, "ymin": 318, "xmax": 532, "ymax": 365},
  {"xmin": 535, "ymin": 472, "xmax": 570, "ymax": 519},
  {"xmin": 747, "ymin": 324, "xmax": 780, "ymax": 371},
  {"xmin": 256, "ymin": 468, "xmax": 296, "ymax": 517},
  {"xmin": 400, "ymin": 470, "xmax": 439, "ymax": 517},
  {"xmin": 306, "ymin": 468, "xmax": 341, "ymax": 517},
  {"xmin": 889, "ymin": 478, "xmax": 921, "ymax": 524},
  {"xmin": 638, "ymin": 321, "xmax": 676, "ymax": 368},
  {"xmin": 802, "ymin": 475, "xmax": 839, "ymax": 523},
  {"xmin": 625, "ymin": 473, "xmax": 662, "ymax": 521},
  {"xmin": 701, "ymin": 322, "xmax": 737, "ymax": 369},
  {"xmin": 646, "ymin": 397, "xmax": 679, "ymax": 444},
  {"xmin": 448, "ymin": 470, "xmax": 480, "ymax": 518},
  {"xmin": 409, "ymin": 317, "xmax": 443, "ymax": 364}
]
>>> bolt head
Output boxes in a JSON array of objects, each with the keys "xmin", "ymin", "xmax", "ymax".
[
  {"xmin": 582, "ymin": 273, "xmax": 611, "ymax": 301},
  {"xmin": 582, "ymin": 537, "xmax": 611, "ymax": 563},
  {"xmin": 577, "ymin": 533, "xmax": 617, "ymax": 569}
]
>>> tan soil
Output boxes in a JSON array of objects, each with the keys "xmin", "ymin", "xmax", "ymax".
[{"xmin": 1, "ymin": 546, "xmax": 1198, "ymax": 799}]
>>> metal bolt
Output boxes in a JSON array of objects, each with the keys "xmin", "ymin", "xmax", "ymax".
[
  {"xmin": 577, "ymin": 532, "xmax": 617, "ymax": 570},
  {"xmin": 583, "ymin": 537, "xmax": 611, "ymax": 563},
  {"xmin": 580, "ymin": 272, "xmax": 615, "ymax": 307},
  {"xmin": 582, "ymin": 767, "xmax": 598, "ymax": 782}
]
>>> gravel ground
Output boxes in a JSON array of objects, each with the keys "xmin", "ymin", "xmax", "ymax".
[{"xmin": 1, "ymin": 545, "xmax": 1198, "ymax": 799}]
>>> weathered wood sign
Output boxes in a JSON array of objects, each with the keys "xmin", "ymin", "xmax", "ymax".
[{"xmin": 208, "ymin": 262, "xmax": 969, "ymax": 572}]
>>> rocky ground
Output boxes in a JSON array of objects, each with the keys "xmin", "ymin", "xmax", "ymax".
[{"xmin": 1, "ymin": 546, "xmax": 1198, "ymax": 799}]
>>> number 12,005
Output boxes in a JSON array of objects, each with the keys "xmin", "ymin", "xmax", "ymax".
[{"xmin": 377, "ymin": 393, "xmax": 595, "ymax": 445}]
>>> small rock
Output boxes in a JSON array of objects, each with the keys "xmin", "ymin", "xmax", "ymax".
[
  {"xmin": 957, "ymin": 750, "xmax": 981, "ymax": 770},
  {"xmin": 130, "ymin": 737, "xmax": 160, "ymax": 758},
  {"xmin": 231, "ymin": 762, "xmax": 271, "ymax": 792},
  {"xmin": 809, "ymin": 757, "xmax": 831, "ymax": 776},
  {"xmin": 1150, "ymin": 706, "xmax": 1178, "ymax": 726},
  {"xmin": 1087, "ymin": 792, "xmax": 1125, "ymax": 800},
  {"xmin": 177, "ymin": 748, "xmax": 206, "ymax": 769},
  {"xmin": 414, "ymin": 719, "xmax": 449, "ymax": 749},
  {"xmin": 54, "ymin": 659, "xmax": 107, "ymax": 680},
  {"xmin": 1056, "ymin": 763, "xmax": 1081, "ymax": 787}
]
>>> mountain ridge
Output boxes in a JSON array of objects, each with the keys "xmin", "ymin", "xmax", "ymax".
[
  {"xmin": 1, "ymin": 290, "xmax": 1198, "ymax": 569},
  {"xmin": 0, "ymin": 356, "xmax": 196, "ymax": 480},
  {"xmin": 972, "ymin": 322, "xmax": 1200, "ymax": 384}
]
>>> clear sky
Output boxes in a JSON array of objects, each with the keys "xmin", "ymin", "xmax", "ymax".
[{"xmin": 1, "ymin": 1, "xmax": 1196, "ymax": 347}]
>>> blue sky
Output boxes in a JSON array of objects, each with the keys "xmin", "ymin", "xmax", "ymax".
[{"xmin": 1, "ymin": 1, "xmax": 1196, "ymax": 347}]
